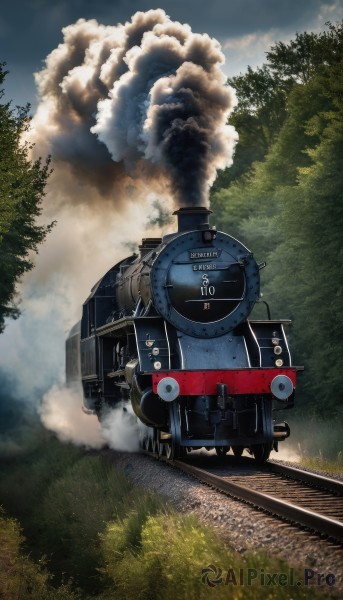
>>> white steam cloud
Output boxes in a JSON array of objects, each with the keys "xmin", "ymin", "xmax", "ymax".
[
  {"xmin": 40, "ymin": 384, "xmax": 105, "ymax": 449},
  {"xmin": 40, "ymin": 384, "xmax": 141, "ymax": 452},
  {"xmin": 0, "ymin": 10, "xmax": 238, "ymax": 450}
]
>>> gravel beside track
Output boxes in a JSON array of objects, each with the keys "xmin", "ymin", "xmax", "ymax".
[{"xmin": 111, "ymin": 450, "xmax": 343, "ymax": 595}]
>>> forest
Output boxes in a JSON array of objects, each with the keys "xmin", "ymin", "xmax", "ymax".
[{"xmin": 211, "ymin": 21, "xmax": 343, "ymax": 419}]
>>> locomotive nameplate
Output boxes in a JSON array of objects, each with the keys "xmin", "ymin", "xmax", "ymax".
[
  {"xmin": 192, "ymin": 263, "xmax": 217, "ymax": 271},
  {"xmin": 189, "ymin": 249, "xmax": 222, "ymax": 259},
  {"xmin": 173, "ymin": 261, "xmax": 235, "ymax": 270}
]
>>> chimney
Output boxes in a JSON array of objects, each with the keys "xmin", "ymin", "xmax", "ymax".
[{"xmin": 173, "ymin": 207, "xmax": 212, "ymax": 232}]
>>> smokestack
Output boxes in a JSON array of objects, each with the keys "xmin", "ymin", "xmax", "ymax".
[{"xmin": 173, "ymin": 207, "xmax": 212, "ymax": 232}]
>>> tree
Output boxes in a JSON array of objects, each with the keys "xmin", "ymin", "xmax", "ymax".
[
  {"xmin": 266, "ymin": 21, "xmax": 343, "ymax": 84},
  {"xmin": 212, "ymin": 22, "xmax": 343, "ymax": 194},
  {"xmin": 0, "ymin": 64, "xmax": 54, "ymax": 332},
  {"xmin": 211, "ymin": 21, "xmax": 343, "ymax": 417},
  {"xmin": 264, "ymin": 62, "xmax": 343, "ymax": 415},
  {"xmin": 212, "ymin": 65, "xmax": 289, "ymax": 192}
]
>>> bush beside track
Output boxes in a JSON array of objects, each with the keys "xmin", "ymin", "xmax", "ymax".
[{"xmin": 0, "ymin": 425, "xmax": 330, "ymax": 599}]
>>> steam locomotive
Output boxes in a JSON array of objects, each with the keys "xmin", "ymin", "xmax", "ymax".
[{"xmin": 66, "ymin": 207, "xmax": 302, "ymax": 461}]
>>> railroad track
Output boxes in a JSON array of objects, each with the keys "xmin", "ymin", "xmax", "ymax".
[{"xmin": 163, "ymin": 454, "xmax": 343, "ymax": 543}]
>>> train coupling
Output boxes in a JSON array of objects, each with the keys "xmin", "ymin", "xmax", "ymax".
[{"xmin": 217, "ymin": 383, "xmax": 228, "ymax": 410}]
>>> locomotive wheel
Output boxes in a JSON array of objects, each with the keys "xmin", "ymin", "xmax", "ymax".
[
  {"xmin": 232, "ymin": 445, "xmax": 244, "ymax": 458},
  {"xmin": 215, "ymin": 446, "xmax": 229, "ymax": 457},
  {"xmin": 252, "ymin": 442, "xmax": 272, "ymax": 463},
  {"xmin": 149, "ymin": 428, "xmax": 159, "ymax": 455},
  {"xmin": 165, "ymin": 441, "xmax": 186, "ymax": 460},
  {"xmin": 143, "ymin": 435, "xmax": 152, "ymax": 452},
  {"xmin": 156, "ymin": 438, "xmax": 165, "ymax": 459},
  {"xmin": 165, "ymin": 402, "xmax": 184, "ymax": 460},
  {"xmin": 165, "ymin": 442, "xmax": 175, "ymax": 460}
]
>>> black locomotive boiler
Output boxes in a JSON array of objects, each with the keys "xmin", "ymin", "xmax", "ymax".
[{"xmin": 66, "ymin": 207, "xmax": 302, "ymax": 461}]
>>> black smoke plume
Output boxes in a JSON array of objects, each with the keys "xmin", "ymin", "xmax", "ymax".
[{"xmin": 32, "ymin": 9, "xmax": 237, "ymax": 209}]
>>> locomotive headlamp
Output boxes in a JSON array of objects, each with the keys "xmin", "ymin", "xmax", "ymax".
[
  {"xmin": 275, "ymin": 359, "xmax": 283, "ymax": 367},
  {"xmin": 271, "ymin": 337, "xmax": 280, "ymax": 345},
  {"xmin": 273, "ymin": 345, "xmax": 282, "ymax": 355},
  {"xmin": 157, "ymin": 377, "xmax": 180, "ymax": 402},
  {"xmin": 271, "ymin": 375, "xmax": 294, "ymax": 400},
  {"xmin": 202, "ymin": 229, "xmax": 217, "ymax": 243}
]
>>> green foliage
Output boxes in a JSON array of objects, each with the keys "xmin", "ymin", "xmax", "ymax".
[
  {"xmin": 0, "ymin": 508, "xmax": 79, "ymax": 599},
  {"xmin": 101, "ymin": 513, "xmax": 224, "ymax": 600},
  {"xmin": 101, "ymin": 492, "xmax": 167, "ymax": 560},
  {"xmin": 0, "ymin": 426, "xmax": 83, "ymax": 525},
  {"xmin": 0, "ymin": 425, "xmax": 165, "ymax": 594},
  {"xmin": 211, "ymin": 179, "xmax": 255, "ymax": 240},
  {"xmin": 0, "ymin": 428, "xmax": 129, "ymax": 593},
  {"xmin": 0, "ymin": 428, "xmax": 328, "ymax": 599},
  {"xmin": 214, "ymin": 63, "xmax": 289, "ymax": 191},
  {"xmin": 211, "ymin": 20, "xmax": 343, "ymax": 417},
  {"xmin": 37, "ymin": 456, "xmax": 135, "ymax": 589},
  {"xmin": 0, "ymin": 63, "xmax": 54, "ymax": 332},
  {"xmin": 289, "ymin": 416, "xmax": 343, "ymax": 465},
  {"xmin": 214, "ymin": 21, "xmax": 343, "ymax": 190},
  {"xmin": 261, "ymin": 54, "xmax": 343, "ymax": 414},
  {"xmin": 100, "ymin": 511, "xmax": 323, "ymax": 600},
  {"xmin": 266, "ymin": 21, "xmax": 343, "ymax": 84}
]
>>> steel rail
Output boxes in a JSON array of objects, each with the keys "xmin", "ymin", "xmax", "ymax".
[
  {"xmin": 267, "ymin": 461, "xmax": 343, "ymax": 495},
  {"xmin": 173, "ymin": 459, "xmax": 343, "ymax": 542}
]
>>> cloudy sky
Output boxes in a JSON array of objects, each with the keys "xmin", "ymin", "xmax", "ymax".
[{"xmin": 1, "ymin": 0, "xmax": 342, "ymax": 108}]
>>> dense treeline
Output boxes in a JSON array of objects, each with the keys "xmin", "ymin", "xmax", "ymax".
[
  {"xmin": 211, "ymin": 21, "xmax": 343, "ymax": 418},
  {"xmin": 0, "ymin": 63, "xmax": 53, "ymax": 332}
]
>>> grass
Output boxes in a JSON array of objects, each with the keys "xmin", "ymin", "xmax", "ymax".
[
  {"xmin": 99, "ymin": 510, "xmax": 329, "ymax": 600},
  {"xmin": 276, "ymin": 413, "xmax": 343, "ymax": 475},
  {"xmin": 0, "ymin": 422, "xmax": 335, "ymax": 599},
  {"xmin": 0, "ymin": 507, "xmax": 80, "ymax": 599},
  {"xmin": 298, "ymin": 450, "xmax": 343, "ymax": 475}
]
